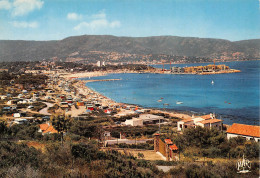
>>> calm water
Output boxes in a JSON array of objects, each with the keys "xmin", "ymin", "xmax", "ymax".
[{"xmin": 82, "ymin": 60, "xmax": 260, "ymax": 125}]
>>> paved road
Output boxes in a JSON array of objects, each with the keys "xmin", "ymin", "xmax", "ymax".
[{"xmin": 39, "ymin": 102, "xmax": 54, "ymax": 115}]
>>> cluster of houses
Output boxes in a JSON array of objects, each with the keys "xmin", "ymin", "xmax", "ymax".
[
  {"xmin": 177, "ymin": 113, "xmax": 260, "ymax": 142},
  {"xmin": 1, "ymin": 71, "xmax": 259, "ymax": 144},
  {"xmin": 171, "ymin": 64, "xmax": 230, "ymax": 74},
  {"xmin": 177, "ymin": 113, "xmax": 222, "ymax": 131},
  {"xmin": 1, "ymin": 86, "xmax": 49, "ymax": 125}
]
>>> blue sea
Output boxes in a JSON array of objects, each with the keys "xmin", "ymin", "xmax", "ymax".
[{"xmin": 82, "ymin": 60, "xmax": 260, "ymax": 125}]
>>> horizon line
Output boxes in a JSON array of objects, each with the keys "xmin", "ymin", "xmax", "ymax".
[{"xmin": 0, "ymin": 34, "xmax": 259, "ymax": 42}]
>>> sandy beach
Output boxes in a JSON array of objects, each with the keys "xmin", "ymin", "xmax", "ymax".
[
  {"xmin": 61, "ymin": 71, "xmax": 192, "ymax": 120},
  {"xmin": 62, "ymin": 71, "xmax": 108, "ymax": 79}
]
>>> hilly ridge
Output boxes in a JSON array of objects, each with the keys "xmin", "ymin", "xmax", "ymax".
[{"xmin": 0, "ymin": 35, "xmax": 259, "ymax": 62}]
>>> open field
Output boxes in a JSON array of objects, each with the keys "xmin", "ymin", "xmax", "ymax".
[{"xmin": 101, "ymin": 147, "xmax": 165, "ymax": 161}]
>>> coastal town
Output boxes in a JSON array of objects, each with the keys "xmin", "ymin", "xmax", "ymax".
[
  {"xmin": 0, "ymin": 60, "xmax": 259, "ymax": 177},
  {"xmin": 0, "ymin": 0, "xmax": 259, "ymax": 176}
]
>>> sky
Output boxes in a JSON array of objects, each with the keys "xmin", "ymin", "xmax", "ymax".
[{"xmin": 0, "ymin": 0, "xmax": 259, "ymax": 41}]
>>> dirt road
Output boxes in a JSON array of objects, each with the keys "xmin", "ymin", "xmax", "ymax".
[{"xmin": 39, "ymin": 102, "xmax": 54, "ymax": 115}]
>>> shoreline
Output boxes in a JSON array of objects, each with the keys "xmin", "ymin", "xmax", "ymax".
[
  {"xmin": 69, "ymin": 76, "xmax": 193, "ymax": 121},
  {"xmin": 63, "ymin": 69, "xmax": 259, "ymax": 126}
]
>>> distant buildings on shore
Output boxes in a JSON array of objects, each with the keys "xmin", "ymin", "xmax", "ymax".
[
  {"xmin": 97, "ymin": 60, "xmax": 106, "ymax": 67},
  {"xmin": 170, "ymin": 63, "xmax": 240, "ymax": 74}
]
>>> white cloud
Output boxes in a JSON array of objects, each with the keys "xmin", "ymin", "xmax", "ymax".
[
  {"xmin": 110, "ymin": 20, "xmax": 120, "ymax": 28},
  {"xmin": 0, "ymin": 0, "xmax": 12, "ymax": 10},
  {"xmin": 67, "ymin": 12, "xmax": 83, "ymax": 20},
  {"xmin": 12, "ymin": 0, "xmax": 44, "ymax": 16},
  {"xmin": 74, "ymin": 19, "xmax": 120, "ymax": 31},
  {"xmin": 91, "ymin": 10, "xmax": 106, "ymax": 19},
  {"xmin": 73, "ymin": 10, "xmax": 120, "ymax": 31},
  {"xmin": 10, "ymin": 21, "xmax": 38, "ymax": 28}
]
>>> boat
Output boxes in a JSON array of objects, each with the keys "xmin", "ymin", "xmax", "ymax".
[
  {"xmin": 176, "ymin": 101, "xmax": 183, "ymax": 105},
  {"xmin": 157, "ymin": 100, "xmax": 162, "ymax": 102},
  {"xmin": 211, "ymin": 80, "xmax": 214, "ymax": 85},
  {"xmin": 163, "ymin": 103, "xmax": 169, "ymax": 106}
]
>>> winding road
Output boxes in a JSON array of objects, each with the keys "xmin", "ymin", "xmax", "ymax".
[{"xmin": 39, "ymin": 102, "xmax": 54, "ymax": 115}]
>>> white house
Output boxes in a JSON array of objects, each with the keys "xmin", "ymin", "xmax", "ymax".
[
  {"xmin": 139, "ymin": 114, "xmax": 165, "ymax": 124},
  {"xmin": 227, "ymin": 123, "xmax": 260, "ymax": 142},
  {"xmin": 0, "ymin": 95, "xmax": 7, "ymax": 100},
  {"xmin": 125, "ymin": 118, "xmax": 143, "ymax": 126},
  {"xmin": 124, "ymin": 114, "xmax": 165, "ymax": 126},
  {"xmin": 13, "ymin": 113, "xmax": 22, "ymax": 118},
  {"xmin": 177, "ymin": 113, "xmax": 222, "ymax": 131},
  {"xmin": 7, "ymin": 100, "xmax": 16, "ymax": 105}
]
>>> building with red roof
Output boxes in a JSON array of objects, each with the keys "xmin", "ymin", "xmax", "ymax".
[
  {"xmin": 169, "ymin": 144, "xmax": 178, "ymax": 151},
  {"xmin": 177, "ymin": 113, "xmax": 222, "ymax": 131},
  {"xmin": 38, "ymin": 123, "xmax": 58, "ymax": 135},
  {"xmin": 164, "ymin": 139, "xmax": 173, "ymax": 145},
  {"xmin": 227, "ymin": 123, "xmax": 260, "ymax": 142}
]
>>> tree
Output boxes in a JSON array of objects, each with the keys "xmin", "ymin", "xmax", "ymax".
[
  {"xmin": 51, "ymin": 114, "xmax": 72, "ymax": 144},
  {"xmin": 0, "ymin": 121, "xmax": 8, "ymax": 138},
  {"xmin": 138, "ymin": 152, "xmax": 144, "ymax": 159}
]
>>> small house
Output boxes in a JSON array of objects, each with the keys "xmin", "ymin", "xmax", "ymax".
[
  {"xmin": 7, "ymin": 100, "xmax": 17, "ymax": 105},
  {"xmin": 125, "ymin": 118, "xmax": 143, "ymax": 126},
  {"xmin": 226, "ymin": 123, "xmax": 260, "ymax": 142},
  {"xmin": 104, "ymin": 131, "xmax": 111, "ymax": 139},
  {"xmin": 38, "ymin": 123, "xmax": 58, "ymax": 135}
]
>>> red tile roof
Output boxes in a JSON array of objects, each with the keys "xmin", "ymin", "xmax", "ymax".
[
  {"xmin": 199, "ymin": 119, "xmax": 222, "ymax": 124},
  {"xmin": 164, "ymin": 139, "xmax": 173, "ymax": 145},
  {"xmin": 39, "ymin": 123, "xmax": 58, "ymax": 134},
  {"xmin": 43, "ymin": 125, "xmax": 58, "ymax": 134},
  {"xmin": 169, "ymin": 144, "xmax": 178, "ymax": 150},
  {"xmin": 39, "ymin": 123, "xmax": 49, "ymax": 131},
  {"xmin": 200, "ymin": 114, "xmax": 213, "ymax": 120},
  {"xmin": 227, "ymin": 123, "xmax": 260, "ymax": 138},
  {"xmin": 181, "ymin": 119, "xmax": 193, "ymax": 123}
]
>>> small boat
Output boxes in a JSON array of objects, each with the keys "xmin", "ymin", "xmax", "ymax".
[
  {"xmin": 211, "ymin": 80, "xmax": 214, "ymax": 85},
  {"xmin": 157, "ymin": 100, "xmax": 162, "ymax": 102},
  {"xmin": 163, "ymin": 103, "xmax": 169, "ymax": 106},
  {"xmin": 176, "ymin": 101, "xmax": 183, "ymax": 105}
]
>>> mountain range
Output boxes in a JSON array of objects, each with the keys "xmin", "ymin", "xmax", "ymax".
[{"xmin": 0, "ymin": 35, "xmax": 259, "ymax": 62}]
